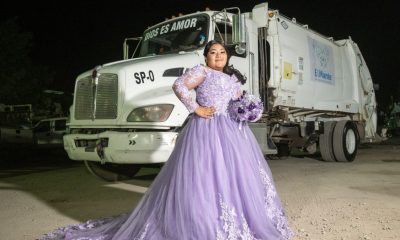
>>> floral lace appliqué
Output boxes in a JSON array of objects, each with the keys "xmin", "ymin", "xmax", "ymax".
[
  {"xmin": 196, "ymin": 71, "xmax": 241, "ymax": 116},
  {"xmin": 258, "ymin": 161, "xmax": 293, "ymax": 239},
  {"xmin": 172, "ymin": 65, "xmax": 206, "ymax": 112},
  {"xmin": 134, "ymin": 223, "xmax": 149, "ymax": 240},
  {"xmin": 173, "ymin": 65, "xmax": 241, "ymax": 115},
  {"xmin": 216, "ymin": 195, "xmax": 260, "ymax": 240},
  {"xmin": 39, "ymin": 216, "xmax": 117, "ymax": 240}
]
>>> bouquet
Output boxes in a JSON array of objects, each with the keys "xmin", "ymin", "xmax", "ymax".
[{"xmin": 228, "ymin": 91, "xmax": 264, "ymax": 124}]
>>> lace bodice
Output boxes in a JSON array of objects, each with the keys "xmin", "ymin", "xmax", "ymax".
[{"xmin": 172, "ymin": 65, "xmax": 242, "ymax": 115}]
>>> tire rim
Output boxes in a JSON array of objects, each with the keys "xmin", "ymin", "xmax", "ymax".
[{"xmin": 346, "ymin": 128, "xmax": 356, "ymax": 154}]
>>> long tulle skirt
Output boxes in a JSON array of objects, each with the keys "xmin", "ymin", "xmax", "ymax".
[{"xmin": 42, "ymin": 115, "xmax": 293, "ymax": 240}]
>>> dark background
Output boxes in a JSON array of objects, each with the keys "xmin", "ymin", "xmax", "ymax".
[{"xmin": 1, "ymin": 0, "xmax": 399, "ymax": 117}]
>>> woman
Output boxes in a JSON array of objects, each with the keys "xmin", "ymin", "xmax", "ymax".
[{"xmin": 42, "ymin": 40, "xmax": 293, "ymax": 239}]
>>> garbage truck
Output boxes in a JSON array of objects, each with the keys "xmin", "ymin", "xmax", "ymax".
[{"xmin": 63, "ymin": 2, "xmax": 377, "ymax": 181}]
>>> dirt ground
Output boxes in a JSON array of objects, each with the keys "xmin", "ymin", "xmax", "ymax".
[{"xmin": 0, "ymin": 139, "xmax": 399, "ymax": 240}]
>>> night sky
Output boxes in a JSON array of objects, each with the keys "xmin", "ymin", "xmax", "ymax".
[{"xmin": 1, "ymin": 0, "xmax": 399, "ymax": 110}]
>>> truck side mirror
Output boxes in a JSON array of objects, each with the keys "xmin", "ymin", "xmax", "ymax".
[
  {"xmin": 232, "ymin": 14, "xmax": 246, "ymax": 55},
  {"xmin": 123, "ymin": 37, "xmax": 142, "ymax": 60},
  {"xmin": 123, "ymin": 40, "xmax": 129, "ymax": 60}
]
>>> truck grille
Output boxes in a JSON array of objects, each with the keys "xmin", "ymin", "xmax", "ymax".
[{"xmin": 74, "ymin": 74, "xmax": 118, "ymax": 120}]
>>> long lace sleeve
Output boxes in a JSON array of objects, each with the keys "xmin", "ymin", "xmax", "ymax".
[
  {"xmin": 172, "ymin": 65, "xmax": 206, "ymax": 113},
  {"xmin": 231, "ymin": 75, "xmax": 243, "ymax": 100}
]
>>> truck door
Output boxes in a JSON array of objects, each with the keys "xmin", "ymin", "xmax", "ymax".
[
  {"xmin": 34, "ymin": 120, "xmax": 51, "ymax": 145},
  {"xmin": 13, "ymin": 126, "xmax": 33, "ymax": 144},
  {"xmin": 53, "ymin": 119, "xmax": 67, "ymax": 145}
]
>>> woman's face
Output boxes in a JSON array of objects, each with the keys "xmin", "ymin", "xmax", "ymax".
[{"xmin": 205, "ymin": 43, "xmax": 227, "ymax": 71}]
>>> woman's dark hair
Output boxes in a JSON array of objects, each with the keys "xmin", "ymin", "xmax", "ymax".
[{"xmin": 203, "ymin": 40, "xmax": 247, "ymax": 84}]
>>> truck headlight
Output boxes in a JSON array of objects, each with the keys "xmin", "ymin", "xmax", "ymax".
[{"xmin": 127, "ymin": 104, "xmax": 174, "ymax": 122}]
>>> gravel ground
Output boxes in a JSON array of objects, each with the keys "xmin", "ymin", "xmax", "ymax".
[{"xmin": 0, "ymin": 139, "xmax": 399, "ymax": 240}]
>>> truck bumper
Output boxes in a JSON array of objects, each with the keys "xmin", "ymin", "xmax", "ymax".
[{"xmin": 63, "ymin": 131, "xmax": 179, "ymax": 164}]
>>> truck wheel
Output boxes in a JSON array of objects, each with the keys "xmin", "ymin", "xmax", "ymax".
[
  {"xmin": 332, "ymin": 121, "xmax": 359, "ymax": 162},
  {"xmin": 276, "ymin": 143, "xmax": 290, "ymax": 159},
  {"xmin": 319, "ymin": 121, "xmax": 336, "ymax": 162},
  {"xmin": 84, "ymin": 161, "xmax": 141, "ymax": 182}
]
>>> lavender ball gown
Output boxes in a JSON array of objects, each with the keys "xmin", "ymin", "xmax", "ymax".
[{"xmin": 41, "ymin": 65, "xmax": 293, "ymax": 240}]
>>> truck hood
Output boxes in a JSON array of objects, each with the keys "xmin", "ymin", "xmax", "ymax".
[
  {"xmin": 72, "ymin": 51, "xmax": 204, "ymax": 127},
  {"xmin": 77, "ymin": 51, "xmax": 203, "ymax": 79}
]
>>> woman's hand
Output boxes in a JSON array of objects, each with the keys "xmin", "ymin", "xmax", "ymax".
[{"xmin": 194, "ymin": 106, "xmax": 216, "ymax": 119}]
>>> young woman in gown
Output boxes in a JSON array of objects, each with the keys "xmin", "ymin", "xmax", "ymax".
[{"xmin": 42, "ymin": 40, "xmax": 293, "ymax": 240}]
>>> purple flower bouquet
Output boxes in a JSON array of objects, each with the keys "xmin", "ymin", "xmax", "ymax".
[{"xmin": 228, "ymin": 91, "xmax": 264, "ymax": 124}]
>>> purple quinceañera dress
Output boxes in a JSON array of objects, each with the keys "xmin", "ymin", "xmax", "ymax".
[{"xmin": 42, "ymin": 65, "xmax": 293, "ymax": 240}]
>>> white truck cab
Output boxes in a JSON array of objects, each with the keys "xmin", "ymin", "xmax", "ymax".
[{"xmin": 64, "ymin": 2, "xmax": 377, "ymax": 181}]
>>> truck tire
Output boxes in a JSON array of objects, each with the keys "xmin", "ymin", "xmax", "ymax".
[
  {"xmin": 319, "ymin": 121, "xmax": 336, "ymax": 162},
  {"xmin": 84, "ymin": 161, "xmax": 141, "ymax": 182},
  {"xmin": 332, "ymin": 120, "xmax": 359, "ymax": 162},
  {"xmin": 276, "ymin": 143, "xmax": 290, "ymax": 159}
]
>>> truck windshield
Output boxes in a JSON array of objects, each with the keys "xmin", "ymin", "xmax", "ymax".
[{"xmin": 139, "ymin": 14, "xmax": 209, "ymax": 57}]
